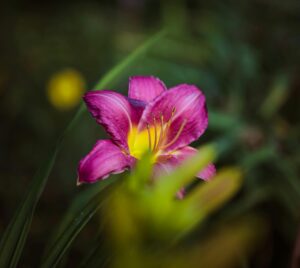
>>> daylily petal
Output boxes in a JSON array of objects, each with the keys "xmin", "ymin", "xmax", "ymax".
[
  {"xmin": 78, "ymin": 140, "xmax": 134, "ymax": 184},
  {"xmin": 84, "ymin": 90, "xmax": 142, "ymax": 149},
  {"xmin": 128, "ymin": 76, "xmax": 167, "ymax": 102},
  {"xmin": 197, "ymin": 163, "xmax": 216, "ymax": 180},
  {"xmin": 128, "ymin": 98, "xmax": 147, "ymax": 121},
  {"xmin": 139, "ymin": 84, "xmax": 208, "ymax": 152},
  {"xmin": 155, "ymin": 146, "xmax": 216, "ymax": 181}
]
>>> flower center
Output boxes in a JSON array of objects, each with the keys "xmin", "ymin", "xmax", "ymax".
[{"xmin": 127, "ymin": 108, "xmax": 186, "ymax": 161}]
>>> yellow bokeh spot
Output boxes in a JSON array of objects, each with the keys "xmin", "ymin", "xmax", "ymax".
[
  {"xmin": 47, "ymin": 69, "xmax": 85, "ymax": 110},
  {"xmin": 128, "ymin": 126, "xmax": 162, "ymax": 161}
]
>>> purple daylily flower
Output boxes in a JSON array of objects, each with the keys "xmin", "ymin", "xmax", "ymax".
[{"xmin": 77, "ymin": 76, "xmax": 216, "ymax": 185}]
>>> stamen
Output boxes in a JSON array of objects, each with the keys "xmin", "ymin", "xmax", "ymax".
[
  {"xmin": 165, "ymin": 107, "xmax": 176, "ymax": 134},
  {"xmin": 159, "ymin": 107, "xmax": 176, "ymax": 145},
  {"xmin": 160, "ymin": 113, "xmax": 164, "ymax": 130},
  {"xmin": 161, "ymin": 119, "xmax": 187, "ymax": 149},
  {"xmin": 146, "ymin": 123, "xmax": 152, "ymax": 149},
  {"xmin": 154, "ymin": 113, "xmax": 164, "ymax": 152},
  {"xmin": 153, "ymin": 117, "xmax": 158, "ymax": 151}
]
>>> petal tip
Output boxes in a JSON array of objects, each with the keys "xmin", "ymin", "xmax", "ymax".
[
  {"xmin": 76, "ymin": 177, "xmax": 83, "ymax": 186},
  {"xmin": 129, "ymin": 75, "xmax": 161, "ymax": 81},
  {"xmin": 198, "ymin": 163, "xmax": 216, "ymax": 181},
  {"xmin": 77, "ymin": 140, "xmax": 132, "ymax": 184},
  {"xmin": 128, "ymin": 76, "xmax": 167, "ymax": 102}
]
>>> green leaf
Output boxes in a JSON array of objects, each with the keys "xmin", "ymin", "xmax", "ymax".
[
  {"xmin": 0, "ymin": 148, "xmax": 58, "ymax": 268},
  {"xmin": 241, "ymin": 145, "xmax": 275, "ymax": 172},
  {"xmin": 127, "ymin": 151, "xmax": 153, "ymax": 192},
  {"xmin": 41, "ymin": 178, "xmax": 116, "ymax": 268},
  {"xmin": 44, "ymin": 179, "xmax": 114, "ymax": 255},
  {"xmin": 144, "ymin": 144, "xmax": 217, "ymax": 236},
  {"xmin": 260, "ymin": 74, "xmax": 290, "ymax": 119},
  {"xmin": 209, "ymin": 111, "xmax": 241, "ymax": 131},
  {"xmin": 154, "ymin": 144, "xmax": 217, "ymax": 198},
  {"xmin": 79, "ymin": 239, "xmax": 110, "ymax": 268},
  {"xmin": 94, "ymin": 30, "xmax": 166, "ymax": 90},
  {"xmin": 0, "ymin": 29, "xmax": 165, "ymax": 268},
  {"xmin": 173, "ymin": 167, "xmax": 243, "ymax": 237},
  {"xmin": 185, "ymin": 167, "xmax": 243, "ymax": 216}
]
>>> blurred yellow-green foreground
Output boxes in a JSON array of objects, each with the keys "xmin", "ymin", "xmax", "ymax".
[{"xmin": 0, "ymin": 0, "xmax": 300, "ymax": 267}]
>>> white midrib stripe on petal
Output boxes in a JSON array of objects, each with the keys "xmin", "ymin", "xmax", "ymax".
[
  {"xmin": 101, "ymin": 94, "xmax": 133, "ymax": 130},
  {"xmin": 172, "ymin": 92, "xmax": 201, "ymax": 122}
]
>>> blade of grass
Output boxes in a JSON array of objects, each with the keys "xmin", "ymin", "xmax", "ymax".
[
  {"xmin": 0, "ymin": 148, "xmax": 58, "ymax": 268},
  {"xmin": 175, "ymin": 167, "xmax": 243, "ymax": 236},
  {"xmin": 241, "ymin": 144, "xmax": 275, "ymax": 172},
  {"xmin": 260, "ymin": 74, "xmax": 290, "ymax": 119},
  {"xmin": 79, "ymin": 237, "xmax": 111, "ymax": 268},
  {"xmin": 40, "ymin": 186, "xmax": 112, "ymax": 268},
  {"xmin": 209, "ymin": 111, "xmax": 241, "ymax": 131},
  {"xmin": 155, "ymin": 144, "xmax": 217, "ymax": 199},
  {"xmin": 44, "ymin": 177, "xmax": 116, "ymax": 255},
  {"xmin": 94, "ymin": 30, "xmax": 166, "ymax": 90},
  {"xmin": 0, "ymin": 29, "xmax": 165, "ymax": 268}
]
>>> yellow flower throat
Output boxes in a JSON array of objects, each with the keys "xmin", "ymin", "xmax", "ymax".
[{"xmin": 127, "ymin": 110, "xmax": 186, "ymax": 161}]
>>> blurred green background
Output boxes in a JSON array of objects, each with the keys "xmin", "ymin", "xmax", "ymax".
[{"xmin": 0, "ymin": 0, "xmax": 300, "ymax": 267}]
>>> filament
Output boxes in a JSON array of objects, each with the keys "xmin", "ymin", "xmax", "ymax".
[
  {"xmin": 164, "ymin": 107, "xmax": 176, "ymax": 138},
  {"xmin": 153, "ymin": 113, "xmax": 164, "ymax": 152},
  {"xmin": 153, "ymin": 117, "xmax": 158, "ymax": 151},
  {"xmin": 161, "ymin": 119, "xmax": 187, "ymax": 149},
  {"xmin": 145, "ymin": 107, "xmax": 185, "ymax": 153},
  {"xmin": 146, "ymin": 123, "xmax": 152, "ymax": 150}
]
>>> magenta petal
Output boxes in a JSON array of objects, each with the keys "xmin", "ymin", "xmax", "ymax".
[
  {"xmin": 128, "ymin": 98, "xmax": 146, "ymax": 122},
  {"xmin": 84, "ymin": 90, "xmax": 142, "ymax": 149},
  {"xmin": 155, "ymin": 146, "xmax": 216, "ymax": 181},
  {"xmin": 197, "ymin": 163, "xmax": 216, "ymax": 181},
  {"xmin": 78, "ymin": 140, "xmax": 134, "ymax": 184},
  {"xmin": 128, "ymin": 76, "xmax": 167, "ymax": 102},
  {"xmin": 139, "ymin": 84, "xmax": 208, "ymax": 152}
]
